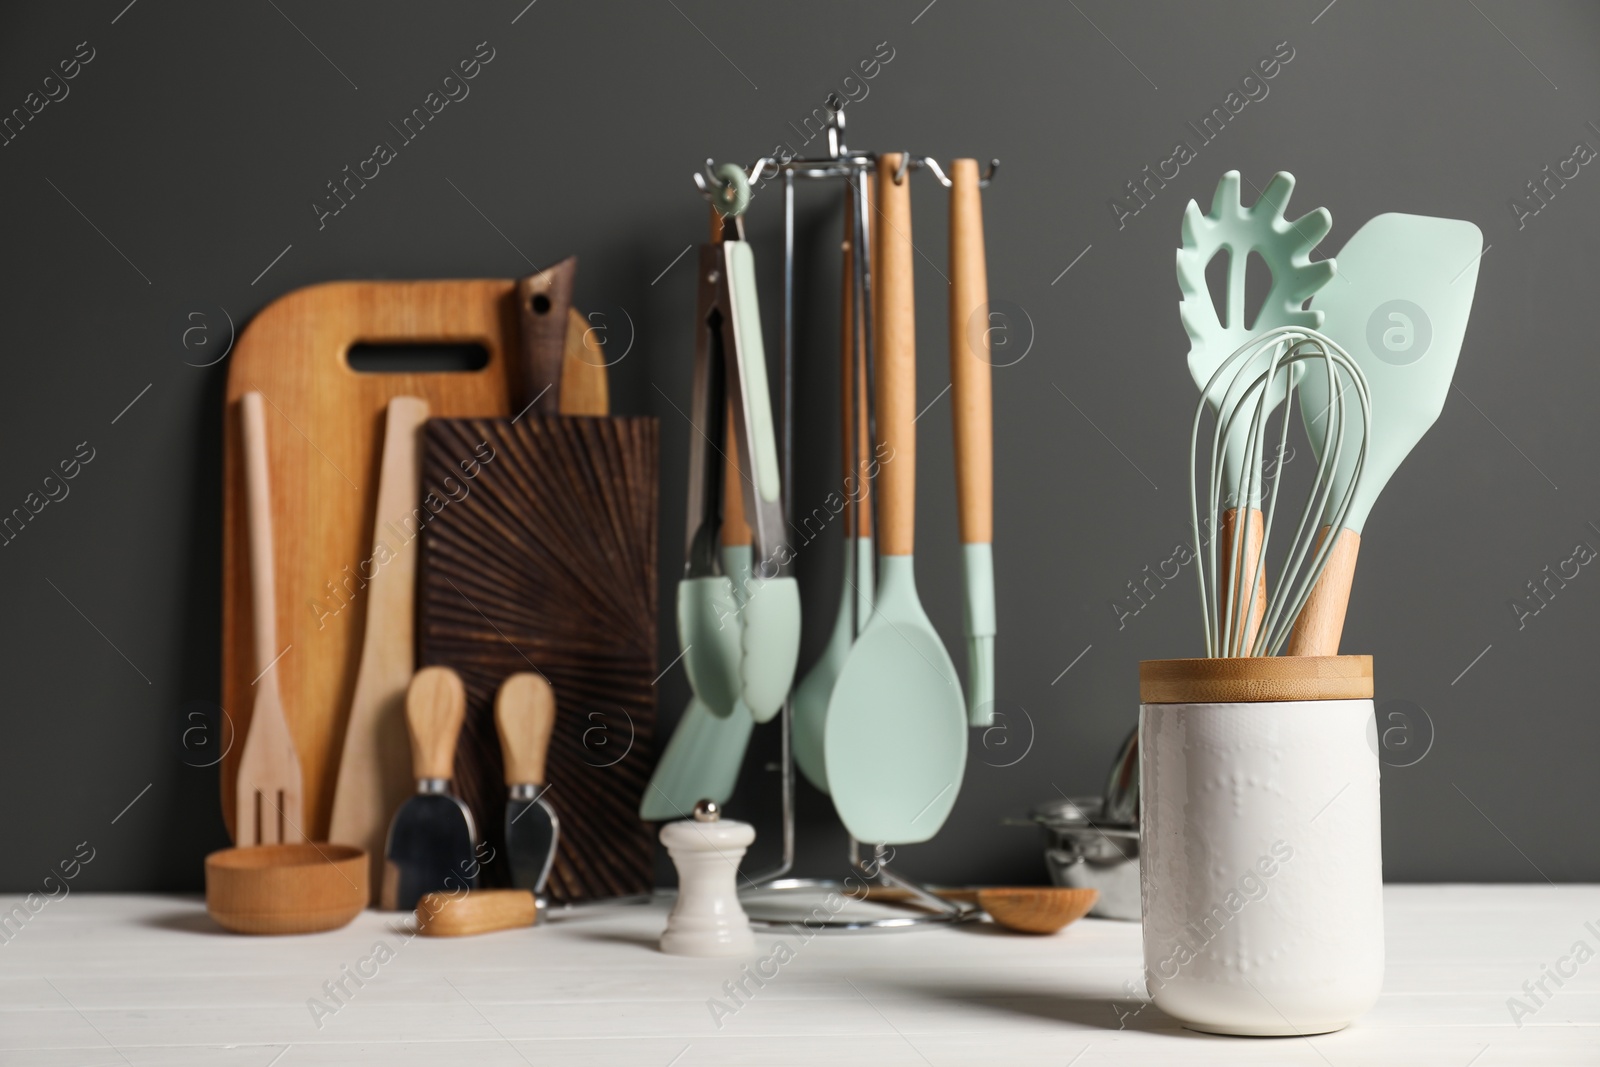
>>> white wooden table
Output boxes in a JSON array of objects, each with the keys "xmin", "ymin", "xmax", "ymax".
[{"xmin": 2, "ymin": 886, "xmax": 1595, "ymax": 1065}]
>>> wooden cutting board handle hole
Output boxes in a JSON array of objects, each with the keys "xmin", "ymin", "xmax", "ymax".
[{"xmin": 346, "ymin": 342, "xmax": 490, "ymax": 374}]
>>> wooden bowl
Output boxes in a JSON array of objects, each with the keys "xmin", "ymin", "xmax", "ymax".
[
  {"xmin": 205, "ymin": 844, "xmax": 367, "ymax": 934},
  {"xmin": 974, "ymin": 887, "xmax": 1099, "ymax": 934}
]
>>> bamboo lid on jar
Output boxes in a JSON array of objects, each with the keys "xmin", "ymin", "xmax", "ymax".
[{"xmin": 1139, "ymin": 656, "xmax": 1373, "ymax": 704}]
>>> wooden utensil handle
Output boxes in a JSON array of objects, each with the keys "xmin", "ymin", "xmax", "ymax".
[
  {"xmin": 720, "ymin": 402, "xmax": 751, "ymax": 548},
  {"xmin": 949, "ymin": 159, "xmax": 993, "ymax": 547},
  {"xmin": 708, "ymin": 203, "xmax": 752, "ymax": 553},
  {"xmin": 841, "ymin": 188, "xmax": 872, "ymax": 540},
  {"xmin": 875, "ymin": 154, "xmax": 916, "ymax": 556},
  {"xmin": 1217, "ymin": 507, "xmax": 1267, "ymax": 654},
  {"xmin": 406, "ymin": 666, "xmax": 466, "ymax": 780},
  {"xmin": 496, "ymin": 672, "xmax": 557, "ymax": 786},
  {"xmin": 1287, "ymin": 527, "xmax": 1361, "ymax": 656},
  {"xmin": 364, "ymin": 397, "xmax": 428, "ymax": 623},
  {"xmin": 864, "ymin": 886, "xmax": 979, "ymax": 904},
  {"xmin": 516, "ymin": 257, "xmax": 577, "ymax": 415},
  {"xmin": 239, "ymin": 392, "xmax": 279, "ymax": 674},
  {"xmin": 417, "ymin": 888, "xmax": 537, "ymax": 936}
]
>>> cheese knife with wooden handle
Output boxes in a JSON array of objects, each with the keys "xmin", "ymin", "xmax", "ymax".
[{"xmin": 496, "ymin": 672, "xmax": 560, "ymax": 911}]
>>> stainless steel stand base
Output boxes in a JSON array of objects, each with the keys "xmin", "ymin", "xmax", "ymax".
[{"xmin": 741, "ymin": 856, "xmax": 978, "ymax": 933}]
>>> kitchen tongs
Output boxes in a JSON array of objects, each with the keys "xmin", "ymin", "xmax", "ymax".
[
  {"xmin": 686, "ymin": 218, "xmax": 786, "ymax": 582},
  {"xmin": 679, "ymin": 168, "xmax": 799, "ymax": 723}
]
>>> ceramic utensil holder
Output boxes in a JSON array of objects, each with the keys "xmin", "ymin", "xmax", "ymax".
[{"xmin": 1137, "ymin": 656, "xmax": 1383, "ymax": 1036}]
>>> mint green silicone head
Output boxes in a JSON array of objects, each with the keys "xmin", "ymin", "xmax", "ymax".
[
  {"xmin": 723, "ymin": 242, "xmax": 782, "ymax": 506},
  {"xmin": 1178, "ymin": 171, "xmax": 1336, "ymax": 507},
  {"xmin": 720, "ymin": 536, "xmax": 798, "ymax": 725},
  {"xmin": 792, "ymin": 536, "xmax": 874, "ymax": 795},
  {"xmin": 638, "ymin": 696, "xmax": 752, "ymax": 821},
  {"xmin": 676, "ymin": 575, "xmax": 742, "ymax": 718},
  {"xmin": 824, "ymin": 555, "xmax": 966, "ymax": 844},
  {"xmin": 644, "ymin": 540, "xmax": 762, "ymax": 820},
  {"xmin": 961, "ymin": 543, "xmax": 995, "ymax": 726},
  {"xmin": 1298, "ymin": 213, "xmax": 1482, "ymax": 534},
  {"xmin": 739, "ymin": 575, "xmax": 800, "ymax": 722}
]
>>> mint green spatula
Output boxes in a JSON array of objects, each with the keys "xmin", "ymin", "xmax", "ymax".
[
  {"xmin": 1288, "ymin": 213, "xmax": 1483, "ymax": 654},
  {"xmin": 793, "ymin": 215, "xmax": 874, "ymax": 795},
  {"xmin": 949, "ymin": 158, "xmax": 995, "ymax": 726},
  {"xmin": 641, "ymin": 543, "xmax": 757, "ymax": 821}
]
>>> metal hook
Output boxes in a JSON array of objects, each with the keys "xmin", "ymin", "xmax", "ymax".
[
  {"xmin": 892, "ymin": 152, "xmax": 917, "ymax": 185},
  {"xmin": 749, "ymin": 156, "xmax": 780, "ymax": 183},
  {"xmin": 823, "ymin": 93, "xmax": 846, "ymax": 159},
  {"xmin": 691, "ymin": 160, "xmax": 716, "ymax": 201},
  {"xmin": 897, "ymin": 156, "xmax": 1001, "ymax": 189},
  {"xmin": 918, "ymin": 157, "xmax": 952, "ymax": 188}
]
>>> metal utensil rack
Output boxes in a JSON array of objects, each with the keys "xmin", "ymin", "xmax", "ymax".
[{"xmin": 691, "ymin": 100, "xmax": 997, "ymax": 931}]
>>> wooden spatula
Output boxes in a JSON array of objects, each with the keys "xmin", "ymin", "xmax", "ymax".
[
  {"xmin": 328, "ymin": 396, "xmax": 429, "ymax": 898},
  {"xmin": 235, "ymin": 392, "xmax": 305, "ymax": 845}
]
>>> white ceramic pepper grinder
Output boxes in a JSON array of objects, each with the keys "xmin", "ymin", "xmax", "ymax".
[{"xmin": 659, "ymin": 799, "xmax": 756, "ymax": 957}]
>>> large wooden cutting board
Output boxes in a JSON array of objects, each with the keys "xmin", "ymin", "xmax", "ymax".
[{"xmin": 221, "ymin": 279, "xmax": 595, "ymax": 841}]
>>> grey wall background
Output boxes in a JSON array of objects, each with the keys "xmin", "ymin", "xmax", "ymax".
[{"xmin": 1, "ymin": 0, "xmax": 1595, "ymax": 892}]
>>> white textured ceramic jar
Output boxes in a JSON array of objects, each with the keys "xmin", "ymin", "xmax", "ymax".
[{"xmin": 1138, "ymin": 656, "xmax": 1384, "ymax": 1036}]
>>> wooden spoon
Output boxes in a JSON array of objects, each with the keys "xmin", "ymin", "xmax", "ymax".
[
  {"xmin": 966, "ymin": 887, "xmax": 1098, "ymax": 934},
  {"xmin": 867, "ymin": 885, "xmax": 1099, "ymax": 934},
  {"xmin": 823, "ymin": 154, "xmax": 968, "ymax": 846}
]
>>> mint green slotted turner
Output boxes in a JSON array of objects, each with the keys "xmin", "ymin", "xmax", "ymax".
[
  {"xmin": 1177, "ymin": 172, "xmax": 1336, "ymax": 648},
  {"xmin": 1287, "ymin": 213, "xmax": 1483, "ymax": 654},
  {"xmin": 1179, "ymin": 173, "xmax": 1335, "ymax": 504}
]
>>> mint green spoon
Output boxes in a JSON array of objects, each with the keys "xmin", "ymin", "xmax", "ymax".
[
  {"xmin": 824, "ymin": 156, "xmax": 966, "ymax": 846},
  {"xmin": 1288, "ymin": 213, "xmax": 1483, "ymax": 654}
]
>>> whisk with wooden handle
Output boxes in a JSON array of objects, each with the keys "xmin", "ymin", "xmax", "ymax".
[{"xmin": 1190, "ymin": 327, "xmax": 1371, "ymax": 658}]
